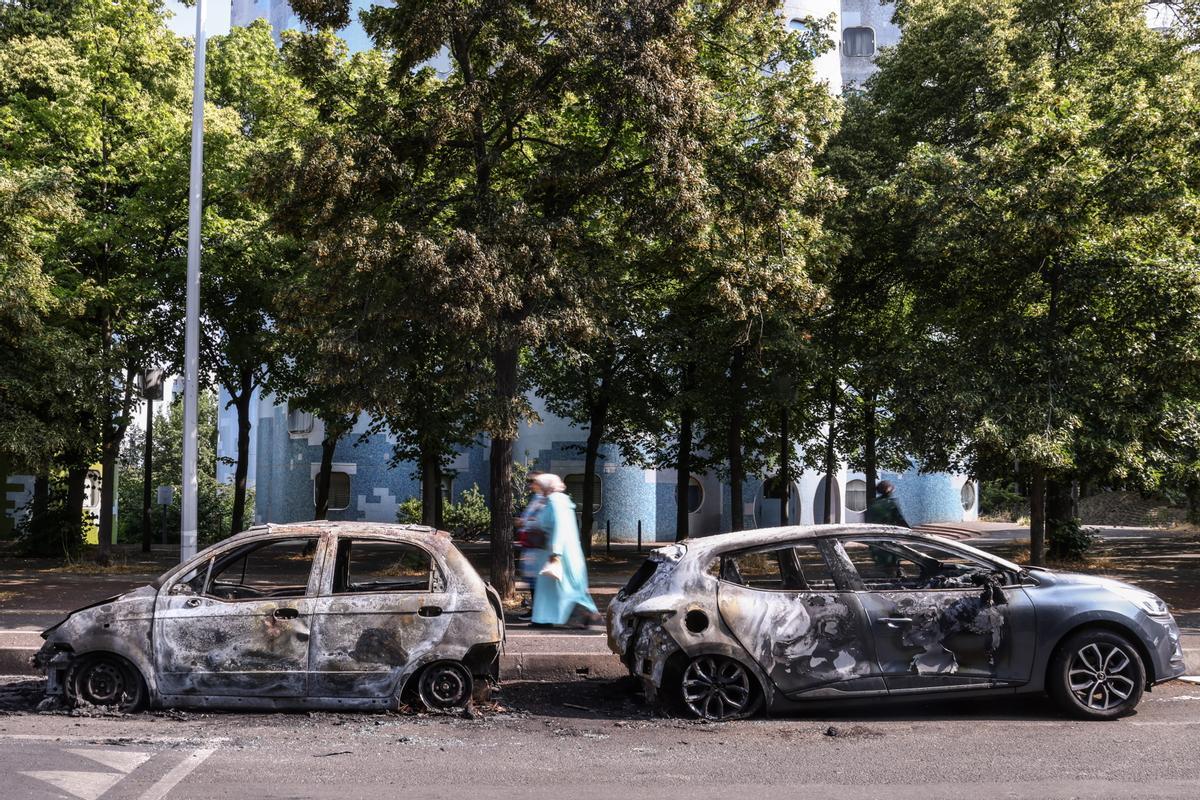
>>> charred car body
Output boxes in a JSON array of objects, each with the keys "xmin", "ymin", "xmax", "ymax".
[
  {"xmin": 608, "ymin": 524, "xmax": 1186, "ymax": 721},
  {"xmin": 35, "ymin": 522, "xmax": 505, "ymax": 712}
]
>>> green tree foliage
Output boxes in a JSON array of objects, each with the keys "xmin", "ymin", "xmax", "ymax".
[
  {"xmin": 267, "ymin": 1, "xmax": 841, "ymax": 591},
  {"xmin": 0, "ymin": 0, "xmax": 193, "ymax": 562},
  {"xmin": 865, "ymin": 0, "xmax": 1200, "ymax": 561}
]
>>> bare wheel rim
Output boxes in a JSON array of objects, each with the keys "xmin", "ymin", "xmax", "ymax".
[
  {"xmin": 81, "ymin": 661, "xmax": 127, "ymax": 706},
  {"xmin": 419, "ymin": 664, "xmax": 470, "ymax": 710},
  {"xmin": 1068, "ymin": 641, "xmax": 1136, "ymax": 711},
  {"xmin": 681, "ymin": 656, "xmax": 752, "ymax": 720}
]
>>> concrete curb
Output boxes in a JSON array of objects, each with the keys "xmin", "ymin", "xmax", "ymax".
[{"xmin": 501, "ymin": 652, "xmax": 627, "ymax": 682}]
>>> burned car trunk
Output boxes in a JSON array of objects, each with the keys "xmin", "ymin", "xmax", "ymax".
[{"xmin": 37, "ymin": 522, "xmax": 504, "ymax": 713}]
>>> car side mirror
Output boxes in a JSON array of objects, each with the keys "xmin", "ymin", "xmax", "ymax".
[{"xmin": 169, "ymin": 583, "xmax": 195, "ymax": 597}]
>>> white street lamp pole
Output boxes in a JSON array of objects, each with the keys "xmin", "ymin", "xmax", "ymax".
[{"xmin": 181, "ymin": 0, "xmax": 207, "ymax": 563}]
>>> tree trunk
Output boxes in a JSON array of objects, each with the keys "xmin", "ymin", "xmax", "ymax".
[
  {"xmin": 96, "ymin": 433, "xmax": 121, "ymax": 565},
  {"xmin": 65, "ymin": 464, "xmax": 87, "ymax": 557},
  {"xmin": 229, "ymin": 369, "xmax": 254, "ymax": 538},
  {"xmin": 1029, "ymin": 468, "xmax": 1046, "ymax": 566},
  {"xmin": 1045, "ymin": 478, "xmax": 1074, "ymax": 558},
  {"xmin": 779, "ymin": 407, "xmax": 790, "ymax": 524},
  {"xmin": 675, "ymin": 405, "xmax": 694, "ymax": 542},
  {"xmin": 420, "ymin": 448, "xmax": 439, "ymax": 528},
  {"xmin": 863, "ymin": 389, "xmax": 878, "ymax": 504},
  {"xmin": 142, "ymin": 397, "xmax": 154, "ymax": 553},
  {"xmin": 727, "ymin": 349, "xmax": 745, "ymax": 532},
  {"xmin": 823, "ymin": 380, "xmax": 838, "ymax": 524},
  {"xmin": 581, "ymin": 391, "xmax": 609, "ymax": 557},
  {"xmin": 313, "ymin": 425, "xmax": 338, "ymax": 520},
  {"xmin": 488, "ymin": 345, "xmax": 518, "ymax": 598}
]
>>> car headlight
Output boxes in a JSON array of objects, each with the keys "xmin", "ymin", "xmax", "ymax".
[{"xmin": 1109, "ymin": 585, "xmax": 1171, "ymax": 616}]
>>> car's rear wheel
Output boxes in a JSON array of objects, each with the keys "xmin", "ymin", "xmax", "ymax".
[
  {"xmin": 416, "ymin": 661, "xmax": 473, "ymax": 711},
  {"xmin": 677, "ymin": 655, "xmax": 760, "ymax": 721},
  {"xmin": 1049, "ymin": 629, "xmax": 1144, "ymax": 720},
  {"xmin": 65, "ymin": 653, "xmax": 147, "ymax": 712}
]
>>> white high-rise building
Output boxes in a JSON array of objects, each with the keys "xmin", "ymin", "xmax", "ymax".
[{"xmin": 230, "ymin": 0, "xmax": 296, "ymax": 44}]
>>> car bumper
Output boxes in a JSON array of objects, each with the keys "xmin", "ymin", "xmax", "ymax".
[
  {"xmin": 1155, "ymin": 614, "xmax": 1187, "ymax": 684},
  {"xmin": 33, "ymin": 641, "xmax": 71, "ymax": 696},
  {"xmin": 627, "ymin": 620, "xmax": 682, "ymax": 702}
]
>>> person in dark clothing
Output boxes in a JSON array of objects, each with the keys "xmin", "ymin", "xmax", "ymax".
[{"xmin": 865, "ymin": 480, "xmax": 910, "ymax": 528}]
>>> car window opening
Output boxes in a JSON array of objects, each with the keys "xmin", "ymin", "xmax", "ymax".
[
  {"xmin": 839, "ymin": 538, "xmax": 1006, "ymax": 591},
  {"xmin": 333, "ymin": 539, "xmax": 436, "ymax": 594},
  {"xmin": 203, "ymin": 537, "xmax": 317, "ymax": 601}
]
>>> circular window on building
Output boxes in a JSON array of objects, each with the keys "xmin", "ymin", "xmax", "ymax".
[
  {"xmin": 960, "ymin": 481, "xmax": 977, "ymax": 511},
  {"xmin": 845, "ymin": 479, "xmax": 868, "ymax": 513},
  {"xmin": 675, "ymin": 476, "xmax": 704, "ymax": 514}
]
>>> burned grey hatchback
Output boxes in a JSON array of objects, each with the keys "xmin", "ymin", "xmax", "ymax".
[
  {"xmin": 608, "ymin": 524, "xmax": 1186, "ymax": 721},
  {"xmin": 36, "ymin": 522, "xmax": 504, "ymax": 712}
]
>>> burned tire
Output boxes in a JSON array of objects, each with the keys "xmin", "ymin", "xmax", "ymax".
[
  {"xmin": 677, "ymin": 655, "xmax": 761, "ymax": 721},
  {"xmin": 417, "ymin": 661, "xmax": 473, "ymax": 711},
  {"xmin": 1048, "ymin": 629, "xmax": 1145, "ymax": 720},
  {"xmin": 65, "ymin": 653, "xmax": 147, "ymax": 713}
]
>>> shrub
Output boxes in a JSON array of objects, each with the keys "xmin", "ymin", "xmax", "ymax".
[
  {"xmin": 1047, "ymin": 518, "xmax": 1097, "ymax": 562},
  {"xmin": 395, "ymin": 483, "xmax": 491, "ymax": 539},
  {"xmin": 980, "ymin": 480, "xmax": 1026, "ymax": 521},
  {"xmin": 445, "ymin": 484, "xmax": 491, "ymax": 540},
  {"xmin": 396, "ymin": 496, "xmax": 423, "ymax": 525}
]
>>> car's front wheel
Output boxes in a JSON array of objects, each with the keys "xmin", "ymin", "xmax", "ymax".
[
  {"xmin": 677, "ymin": 655, "xmax": 761, "ymax": 721},
  {"xmin": 1048, "ymin": 629, "xmax": 1145, "ymax": 720},
  {"xmin": 65, "ymin": 653, "xmax": 147, "ymax": 712}
]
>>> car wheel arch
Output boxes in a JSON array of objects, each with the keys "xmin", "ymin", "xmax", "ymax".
[
  {"xmin": 1047, "ymin": 620, "xmax": 1155, "ymax": 688},
  {"xmin": 71, "ymin": 642, "xmax": 158, "ymax": 697},
  {"xmin": 65, "ymin": 651, "xmax": 151, "ymax": 711},
  {"xmin": 666, "ymin": 642, "xmax": 774, "ymax": 707}
]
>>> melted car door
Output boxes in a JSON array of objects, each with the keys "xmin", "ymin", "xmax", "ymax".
[
  {"xmin": 715, "ymin": 542, "xmax": 880, "ymax": 697},
  {"xmin": 153, "ymin": 535, "xmax": 323, "ymax": 698},
  {"xmin": 835, "ymin": 537, "xmax": 1036, "ymax": 692},
  {"xmin": 307, "ymin": 537, "xmax": 454, "ymax": 699}
]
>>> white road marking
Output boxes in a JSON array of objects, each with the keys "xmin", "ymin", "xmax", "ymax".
[
  {"xmin": 135, "ymin": 747, "xmax": 217, "ymax": 800},
  {"xmin": 20, "ymin": 770, "xmax": 124, "ymax": 800},
  {"xmin": 66, "ymin": 748, "xmax": 153, "ymax": 774}
]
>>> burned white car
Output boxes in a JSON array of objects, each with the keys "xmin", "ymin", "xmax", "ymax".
[
  {"xmin": 35, "ymin": 522, "xmax": 504, "ymax": 712},
  {"xmin": 608, "ymin": 524, "xmax": 1186, "ymax": 721}
]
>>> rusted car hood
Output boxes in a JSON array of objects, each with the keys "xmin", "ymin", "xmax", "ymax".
[{"xmin": 41, "ymin": 585, "xmax": 158, "ymax": 639}]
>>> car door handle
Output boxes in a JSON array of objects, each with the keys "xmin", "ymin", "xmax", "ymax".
[
  {"xmin": 184, "ymin": 598, "xmax": 201, "ymax": 609},
  {"xmin": 419, "ymin": 606, "xmax": 443, "ymax": 618},
  {"xmin": 878, "ymin": 617, "xmax": 912, "ymax": 625},
  {"xmin": 273, "ymin": 607, "xmax": 300, "ymax": 620}
]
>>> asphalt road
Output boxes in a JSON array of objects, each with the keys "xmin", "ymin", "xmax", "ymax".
[{"xmin": 1, "ymin": 677, "xmax": 1199, "ymax": 799}]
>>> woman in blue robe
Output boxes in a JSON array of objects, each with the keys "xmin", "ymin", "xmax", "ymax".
[{"xmin": 530, "ymin": 474, "xmax": 600, "ymax": 627}]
